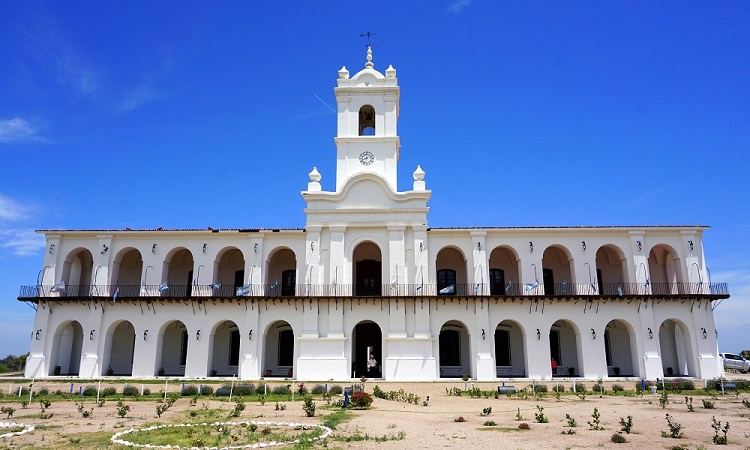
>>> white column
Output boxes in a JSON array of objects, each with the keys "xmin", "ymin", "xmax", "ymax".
[
  {"xmin": 240, "ymin": 300, "xmax": 260, "ymax": 379},
  {"xmin": 470, "ymin": 231, "xmax": 488, "ymax": 294}
]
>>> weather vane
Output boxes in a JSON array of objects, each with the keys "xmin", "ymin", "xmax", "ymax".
[{"xmin": 360, "ymin": 30, "xmax": 376, "ymax": 47}]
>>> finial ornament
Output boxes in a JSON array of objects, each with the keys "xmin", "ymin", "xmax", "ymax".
[
  {"xmin": 309, "ymin": 167, "xmax": 321, "ymax": 182},
  {"xmin": 365, "ymin": 46, "xmax": 374, "ymax": 69}
]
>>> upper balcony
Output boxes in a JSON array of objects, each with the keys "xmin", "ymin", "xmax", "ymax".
[{"xmin": 18, "ymin": 281, "xmax": 729, "ymax": 301}]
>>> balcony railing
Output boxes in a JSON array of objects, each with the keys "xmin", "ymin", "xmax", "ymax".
[{"xmin": 19, "ymin": 282, "xmax": 729, "ymax": 299}]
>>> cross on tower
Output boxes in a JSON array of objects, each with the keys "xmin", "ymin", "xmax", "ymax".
[{"xmin": 360, "ymin": 30, "xmax": 376, "ymax": 47}]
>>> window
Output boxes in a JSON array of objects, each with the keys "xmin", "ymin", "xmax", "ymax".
[
  {"xmin": 439, "ymin": 329, "xmax": 460, "ymax": 366},
  {"xmin": 229, "ymin": 330, "xmax": 240, "ymax": 366},
  {"xmin": 281, "ymin": 270, "xmax": 295, "ymax": 296},
  {"xmin": 489, "ymin": 269, "xmax": 505, "ymax": 296},
  {"xmin": 495, "ymin": 329, "xmax": 511, "ymax": 366},
  {"xmin": 437, "ymin": 269, "xmax": 456, "ymax": 295},
  {"xmin": 358, "ymin": 105, "xmax": 375, "ymax": 136},
  {"xmin": 278, "ymin": 329, "xmax": 294, "ymax": 366},
  {"xmin": 179, "ymin": 330, "xmax": 188, "ymax": 365}
]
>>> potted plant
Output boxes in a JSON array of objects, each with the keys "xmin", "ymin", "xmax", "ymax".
[
  {"xmin": 265, "ymin": 369, "xmax": 272, "ymax": 377},
  {"xmin": 287, "ymin": 367, "xmax": 293, "ymax": 377},
  {"xmin": 568, "ymin": 367, "xmax": 575, "ymax": 376},
  {"xmin": 158, "ymin": 367, "xmax": 165, "ymax": 376},
  {"xmin": 54, "ymin": 365, "xmax": 61, "ymax": 376},
  {"xmin": 666, "ymin": 367, "xmax": 674, "ymax": 376},
  {"xmin": 613, "ymin": 367, "xmax": 621, "ymax": 376},
  {"xmin": 210, "ymin": 369, "xmax": 217, "ymax": 377},
  {"xmin": 107, "ymin": 367, "xmax": 114, "ymax": 376}
]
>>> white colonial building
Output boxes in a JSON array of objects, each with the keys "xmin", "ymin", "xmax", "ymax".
[{"xmin": 21, "ymin": 48, "xmax": 728, "ymax": 382}]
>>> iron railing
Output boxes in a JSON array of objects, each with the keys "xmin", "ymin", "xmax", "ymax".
[{"xmin": 19, "ymin": 281, "xmax": 729, "ymax": 299}]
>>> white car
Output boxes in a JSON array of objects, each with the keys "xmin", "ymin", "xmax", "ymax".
[{"xmin": 719, "ymin": 352, "xmax": 750, "ymax": 373}]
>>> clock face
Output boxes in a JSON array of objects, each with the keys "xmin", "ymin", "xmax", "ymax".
[{"xmin": 359, "ymin": 151, "xmax": 374, "ymax": 166}]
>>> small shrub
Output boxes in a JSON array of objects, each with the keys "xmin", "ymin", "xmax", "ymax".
[
  {"xmin": 611, "ymin": 432, "xmax": 627, "ymax": 443},
  {"xmin": 116, "ymin": 401, "xmax": 130, "ymax": 418},
  {"xmin": 1, "ymin": 406, "xmax": 15, "ymax": 418},
  {"xmin": 254, "ymin": 384, "xmax": 269, "ymax": 395},
  {"xmin": 82, "ymin": 386, "xmax": 97, "ymax": 396},
  {"xmin": 587, "ymin": 407, "xmax": 603, "ymax": 431},
  {"xmin": 659, "ymin": 391, "xmax": 669, "ymax": 409},
  {"xmin": 302, "ymin": 396, "xmax": 316, "ymax": 417},
  {"xmin": 101, "ymin": 387, "xmax": 117, "ymax": 397},
  {"xmin": 592, "ymin": 383, "xmax": 603, "ymax": 392},
  {"xmin": 711, "ymin": 416, "xmax": 729, "ymax": 445},
  {"xmin": 122, "ymin": 385, "xmax": 140, "ymax": 396},
  {"xmin": 661, "ymin": 413, "xmax": 683, "ymax": 439},
  {"xmin": 272, "ymin": 385, "xmax": 291, "ymax": 395},
  {"xmin": 225, "ymin": 383, "xmax": 254, "ymax": 396},
  {"xmin": 200, "ymin": 385, "xmax": 213, "ymax": 396},
  {"xmin": 702, "ymin": 399, "xmax": 715, "ymax": 409},
  {"xmin": 565, "ymin": 414, "xmax": 577, "ymax": 427},
  {"xmin": 311, "ymin": 384, "xmax": 326, "ymax": 395},
  {"xmin": 329, "ymin": 385, "xmax": 343, "ymax": 395},
  {"xmin": 611, "ymin": 384, "xmax": 624, "ymax": 392},
  {"xmin": 552, "ymin": 385, "xmax": 565, "ymax": 393},
  {"xmin": 534, "ymin": 384, "xmax": 548, "ymax": 393},
  {"xmin": 619, "ymin": 415, "xmax": 633, "ymax": 433},
  {"xmin": 574, "ymin": 382, "xmax": 586, "ymax": 393},
  {"xmin": 37, "ymin": 387, "xmax": 49, "ymax": 396},
  {"xmin": 480, "ymin": 406, "xmax": 492, "ymax": 417},
  {"xmin": 350, "ymin": 391, "xmax": 373, "ymax": 409},
  {"xmin": 684, "ymin": 396, "xmax": 693, "ymax": 412},
  {"xmin": 534, "ymin": 405, "xmax": 548, "ymax": 423},
  {"xmin": 483, "ymin": 420, "xmax": 496, "ymax": 426},
  {"xmin": 182, "ymin": 385, "xmax": 199, "ymax": 396},
  {"xmin": 518, "ymin": 422, "xmax": 530, "ymax": 430},
  {"xmin": 454, "ymin": 416, "xmax": 465, "ymax": 422},
  {"xmin": 142, "ymin": 388, "xmax": 151, "ymax": 395}
]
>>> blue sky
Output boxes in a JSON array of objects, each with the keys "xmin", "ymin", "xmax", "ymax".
[{"xmin": 1, "ymin": 1, "xmax": 749, "ymax": 358}]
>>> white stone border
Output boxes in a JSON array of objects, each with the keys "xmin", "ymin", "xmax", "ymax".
[
  {"xmin": 0, "ymin": 422, "xmax": 35, "ymax": 439},
  {"xmin": 110, "ymin": 420, "xmax": 332, "ymax": 449}
]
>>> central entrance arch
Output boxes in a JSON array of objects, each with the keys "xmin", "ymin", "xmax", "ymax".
[
  {"xmin": 353, "ymin": 242, "xmax": 382, "ymax": 296},
  {"xmin": 352, "ymin": 321, "xmax": 382, "ymax": 378},
  {"xmin": 49, "ymin": 320, "xmax": 83, "ymax": 376}
]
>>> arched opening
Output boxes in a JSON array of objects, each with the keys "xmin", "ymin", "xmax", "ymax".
[
  {"xmin": 439, "ymin": 320, "xmax": 470, "ymax": 378},
  {"xmin": 659, "ymin": 319, "xmax": 696, "ymax": 377},
  {"xmin": 358, "ymin": 105, "xmax": 375, "ymax": 136},
  {"xmin": 353, "ymin": 241, "xmax": 382, "ymax": 296},
  {"xmin": 156, "ymin": 320, "xmax": 188, "ymax": 376},
  {"xmin": 267, "ymin": 248, "xmax": 296, "ymax": 296},
  {"xmin": 263, "ymin": 321, "xmax": 294, "ymax": 378},
  {"xmin": 489, "ymin": 246, "xmax": 520, "ymax": 295},
  {"xmin": 61, "ymin": 248, "xmax": 94, "ymax": 297},
  {"xmin": 649, "ymin": 245, "xmax": 685, "ymax": 294},
  {"xmin": 102, "ymin": 321, "xmax": 135, "ymax": 376},
  {"xmin": 495, "ymin": 320, "xmax": 526, "ymax": 377},
  {"xmin": 48, "ymin": 321, "xmax": 83, "ymax": 376},
  {"xmin": 595, "ymin": 246, "xmax": 627, "ymax": 295},
  {"xmin": 550, "ymin": 319, "xmax": 581, "ymax": 377},
  {"xmin": 436, "ymin": 247, "xmax": 467, "ymax": 295},
  {"xmin": 208, "ymin": 320, "xmax": 240, "ymax": 377},
  {"xmin": 214, "ymin": 247, "xmax": 245, "ymax": 297},
  {"xmin": 604, "ymin": 319, "xmax": 637, "ymax": 377},
  {"xmin": 162, "ymin": 248, "xmax": 194, "ymax": 297},
  {"xmin": 111, "ymin": 248, "xmax": 143, "ymax": 297},
  {"xmin": 542, "ymin": 246, "xmax": 573, "ymax": 295},
  {"xmin": 352, "ymin": 321, "xmax": 382, "ymax": 378}
]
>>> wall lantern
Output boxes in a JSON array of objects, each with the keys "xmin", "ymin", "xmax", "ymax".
[
  {"xmin": 49, "ymin": 244, "xmax": 55, "ymax": 254},
  {"xmin": 591, "ymin": 328, "xmax": 596, "ymax": 339},
  {"xmin": 688, "ymin": 240, "xmax": 694, "ymax": 251},
  {"xmin": 202, "ymin": 243, "xmax": 207, "ymax": 253},
  {"xmin": 536, "ymin": 329, "xmax": 541, "ymax": 340},
  {"xmin": 419, "ymin": 242, "xmax": 423, "ymax": 251},
  {"xmin": 35, "ymin": 330, "xmax": 41, "ymax": 340},
  {"xmin": 89, "ymin": 330, "xmax": 96, "ymax": 340},
  {"xmin": 636, "ymin": 240, "xmax": 642, "ymax": 251},
  {"xmin": 477, "ymin": 242, "xmax": 481, "ymax": 251},
  {"xmin": 582, "ymin": 241, "xmax": 586, "ymax": 252},
  {"xmin": 248, "ymin": 330, "xmax": 253, "ymax": 340},
  {"xmin": 196, "ymin": 330, "xmax": 201, "ymax": 340},
  {"xmin": 143, "ymin": 330, "xmax": 148, "ymax": 341},
  {"xmin": 481, "ymin": 329, "xmax": 486, "ymax": 340},
  {"xmin": 152, "ymin": 243, "xmax": 157, "ymax": 254},
  {"xmin": 648, "ymin": 328, "xmax": 653, "ymax": 339},
  {"xmin": 310, "ymin": 242, "xmax": 315, "ymax": 251},
  {"xmin": 254, "ymin": 243, "xmax": 258, "ymax": 253},
  {"xmin": 529, "ymin": 241, "xmax": 534, "ymax": 253},
  {"xmin": 701, "ymin": 328, "xmax": 707, "ymax": 339},
  {"xmin": 101, "ymin": 244, "xmax": 109, "ymax": 254}
]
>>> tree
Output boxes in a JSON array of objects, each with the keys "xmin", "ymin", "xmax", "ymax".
[{"xmin": 741, "ymin": 350, "xmax": 750, "ymax": 360}]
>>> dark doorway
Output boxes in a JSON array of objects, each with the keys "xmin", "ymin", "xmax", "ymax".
[
  {"xmin": 489, "ymin": 269, "xmax": 505, "ymax": 296},
  {"xmin": 234, "ymin": 270, "xmax": 244, "ymax": 291},
  {"xmin": 437, "ymin": 269, "xmax": 457, "ymax": 295},
  {"xmin": 543, "ymin": 268, "xmax": 554, "ymax": 295},
  {"xmin": 549, "ymin": 329, "xmax": 561, "ymax": 370},
  {"xmin": 186, "ymin": 270, "xmax": 193, "ymax": 297},
  {"xmin": 356, "ymin": 260, "xmax": 381, "ymax": 296},
  {"xmin": 281, "ymin": 269, "xmax": 296, "ymax": 296},
  {"xmin": 353, "ymin": 322, "xmax": 382, "ymax": 378}
]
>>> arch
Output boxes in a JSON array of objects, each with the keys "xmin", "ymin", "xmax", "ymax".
[
  {"xmin": 494, "ymin": 319, "xmax": 526, "ymax": 377},
  {"xmin": 61, "ymin": 247, "xmax": 94, "ymax": 296},
  {"xmin": 213, "ymin": 247, "xmax": 246, "ymax": 297},
  {"xmin": 542, "ymin": 245, "xmax": 573, "ymax": 295},
  {"xmin": 658, "ymin": 318, "xmax": 696, "ymax": 377},
  {"xmin": 352, "ymin": 320, "xmax": 383, "ymax": 378},
  {"xmin": 439, "ymin": 320, "xmax": 471, "ymax": 378},
  {"xmin": 353, "ymin": 241, "xmax": 383, "ymax": 296},
  {"xmin": 436, "ymin": 246, "xmax": 467, "ymax": 295},
  {"xmin": 155, "ymin": 320, "xmax": 188, "ymax": 376},
  {"xmin": 358, "ymin": 104, "xmax": 375, "ymax": 136},
  {"xmin": 550, "ymin": 319, "xmax": 582, "ymax": 377},
  {"xmin": 603, "ymin": 319, "xmax": 638, "ymax": 377},
  {"xmin": 595, "ymin": 245, "xmax": 627, "ymax": 295},
  {"xmin": 101, "ymin": 320, "xmax": 135, "ymax": 376},
  {"xmin": 110, "ymin": 248, "xmax": 143, "ymax": 297},
  {"xmin": 649, "ymin": 244, "xmax": 685, "ymax": 294},
  {"xmin": 263, "ymin": 320, "xmax": 294, "ymax": 378},
  {"xmin": 488, "ymin": 246, "xmax": 520, "ymax": 295},
  {"xmin": 48, "ymin": 320, "xmax": 83, "ymax": 376},
  {"xmin": 208, "ymin": 320, "xmax": 241, "ymax": 377},
  {"xmin": 266, "ymin": 247, "xmax": 297, "ymax": 296},
  {"xmin": 161, "ymin": 248, "xmax": 194, "ymax": 297}
]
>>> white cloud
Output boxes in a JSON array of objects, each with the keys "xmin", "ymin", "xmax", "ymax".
[
  {"xmin": 0, "ymin": 229, "xmax": 45, "ymax": 256},
  {"xmin": 0, "ymin": 194, "xmax": 33, "ymax": 221},
  {"xmin": 447, "ymin": 0, "xmax": 472, "ymax": 13},
  {"xmin": 0, "ymin": 117, "xmax": 39, "ymax": 144},
  {"xmin": 120, "ymin": 85, "xmax": 159, "ymax": 113}
]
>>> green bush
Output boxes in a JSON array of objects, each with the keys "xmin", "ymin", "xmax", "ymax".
[
  {"xmin": 200, "ymin": 385, "xmax": 213, "ymax": 396},
  {"xmin": 552, "ymin": 385, "xmax": 565, "ymax": 393},
  {"xmin": 122, "ymin": 386, "xmax": 140, "ymax": 396},
  {"xmin": 574, "ymin": 382, "xmax": 586, "ymax": 393},
  {"xmin": 350, "ymin": 391, "xmax": 373, "ymax": 408},
  {"xmin": 182, "ymin": 385, "xmax": 199, "ymax": 396},
  {"xmin": 226, "ymin": 384, "xmax": 254, "ymax": 396},
  {"xmin": 102, "ymin": 387, "xmax": 117, "ymax": 397},
  {"xmin": 329, "ymin": 385, "xmax": 343, "ymax": 395},
  {"xmin": 254, "ymin": 384, "xmax": 269, "ymax": 395},
  {"xmin": 534, "ymin": 384, "xmax": 548, "ymax": 393},
  {"xmin": 37, "ymin": 387, "xmax": 49, "ymax": 396},
  {"xmin": 612, "ymin": 384, "xmax": 624, "ymax": 392},
  {"xmin": 272, "ymin": 385, "xmax": 291, "ymax": 395},
  {"xmin": 142, "ymin": 388, "xmax": 151, "ymax": 395},
  {"xmin": 311, "ymin": 384, "xmax": 326, "ymax": 395},
  {"xmin": 82, "ymin": 386, "xmax": 97, "ymax": 396},
  {"xmin": 592, "ymin": 384, "xmax": 603, "ymax": 392}
]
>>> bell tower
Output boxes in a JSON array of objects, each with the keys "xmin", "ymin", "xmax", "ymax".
[{"xmin": 334, "ymin": 47, "xmax": 400, "ymax": 192}]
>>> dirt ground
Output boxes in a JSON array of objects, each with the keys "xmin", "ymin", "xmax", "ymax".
[{"xmin": 0, "ymin": 376, "xmax": 749, "ymax": 449}]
